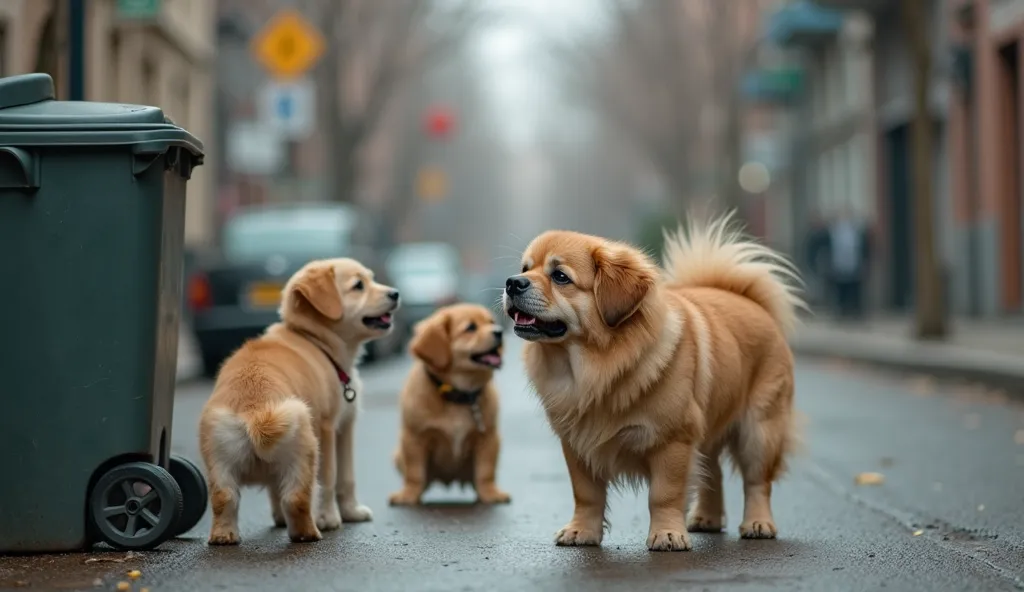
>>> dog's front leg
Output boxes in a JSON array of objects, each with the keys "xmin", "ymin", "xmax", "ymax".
[
  {"xmin": 335, "ymin": 416, "xmax": 373, "ymax": 521},
  {"xmin": 646, "ymin": 440, "xmax": 694, "ymax": 551},
  {"xmin": 473, "ymin": 430, "xmax": 511, "ymax": 504},
  {"xmin": 387, "ymin": 430, "xmax": 427, "ymax": 506},
  {"xmin": 555, "ymin": 440, "xmax": 606, "ymax": 546},
  {"xmin": 316, "ymin": 423, "xmax": 342, "ymax": 531}
]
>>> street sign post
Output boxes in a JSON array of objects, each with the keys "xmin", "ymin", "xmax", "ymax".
[
  {"xmin": 251, "ymin": 9, "xmax": 326, "ymax": 80},
  {"xmin": 259, "ymin": 78, "xmax": 315, "ymax": 139}
]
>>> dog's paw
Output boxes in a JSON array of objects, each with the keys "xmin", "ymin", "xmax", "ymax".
[
  {"xmin": 554, "ymin": 523, "xmax": 602, "ymax": 547},
  {"xmin": 388, "ymin": 490, "xmax": 421, "ymax": 506},
  {"xmin": 288, "ymin": 526, "xmax": 323, "ymax": 543},
  {"xmin": 340, "ymin": 503, "xmax": 374, "ymax": 522},
  {"xmin": 686, "ymin": 511, "xmax": 724, "ymax": 533},
  {"xmin": 316, "ymin": 505, "xmax": 343, "ymax": 531},
  {"xmin": 739, "ymin": 519, "xmax": 777, "ymax": 539},
  {"xmin": 477, "ymin": 487, "xmax": 511, "ymax": 504},
  {"xmin": 646, "ymin": 529, "xmax": 692, "ymax": 552},
  {"xmin": 207, "ymin": 529, "xmax": 241, "ymax": 546}
]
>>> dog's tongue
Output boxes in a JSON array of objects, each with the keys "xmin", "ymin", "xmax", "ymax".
[
  {"xmin": 514, "ymin": 312, "xmax": 536, "ymax": 326},
  {"xmin": 480, "ymin": 353, "xmax": 502, "ymax": 366},
  {"xmin": 380, "ymin": 313, "xmax": 392, "ymax": 323}
]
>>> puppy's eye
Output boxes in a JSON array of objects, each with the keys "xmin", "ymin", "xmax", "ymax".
[
  {"xmin": 521, "ymin": 264, "xmax": 528, "ymax": 273},
  {"xmin": 551, "ymin": 270, "xmax": 572, "ymax": 285},
  {"xmin": 466, "ymin": 322, "xmax": 477, "ymax": 332},
  {"xmin": 352, "ymin": 280, "xmax": 364, "ymax": 291}
]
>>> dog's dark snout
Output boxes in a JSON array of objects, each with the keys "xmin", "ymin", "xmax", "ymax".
[
  {"xmin": 492, "ymin": 327, "xmax": 503, "ymax": 344},
  {"xmin": 505, "ymin": 275, "xmax": 531, "ymax": 296},
  {"xmin": 387, "ymin": 290, "xmax": 400, "ymax": 302}
]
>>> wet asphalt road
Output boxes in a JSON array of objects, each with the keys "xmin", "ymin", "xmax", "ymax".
[{"xmin": 3, "ymin": 341, "xmax": 1024, "ymax": 592}]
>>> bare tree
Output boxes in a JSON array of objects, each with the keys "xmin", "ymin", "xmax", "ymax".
[
  {"xmin": 303, "ymin": 0, "xmax": 488, "ymax": 203},
  {"xmin": 547, "ymin": 0, "xmax": 755, "ymax": 214},
  {"xmin": 902, "ymin": 0, "xmax": 946, "ymax": 339}
]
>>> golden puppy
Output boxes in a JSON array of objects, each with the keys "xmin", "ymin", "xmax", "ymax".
[
  {"xmin": 198, "ymin": 258, "xmax": 400, "ymax": 545},
  {"xmin": 504, "ymin": 212, "xmax": 804, "ymax": 551},
  {"xmin": 389, "ymin": 303, "xmax": 511, "ymax": 506}
]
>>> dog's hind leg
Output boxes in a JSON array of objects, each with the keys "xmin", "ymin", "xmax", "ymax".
[
  {"xmin": 274, "ymin": 419, "xmax": 322, "ymax": 543},
  {"xmin": 727, "ymin": 374, "xmax": 794, "ymax": 540},
  {"xmin": 200, "ymin": 413, "xmax": 246, "ymax": 545},
  {"xmin": 686, "ymin": 439, "xmax": 726, "ymax": 533},
  {"xmin": 268, "ymin": 487, "xmax": 286, "ymax": 528}
]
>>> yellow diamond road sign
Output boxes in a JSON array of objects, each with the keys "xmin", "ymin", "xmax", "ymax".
[{"xmin": 251, "ymin": 9, "xmax": 326, "ymax": 80}]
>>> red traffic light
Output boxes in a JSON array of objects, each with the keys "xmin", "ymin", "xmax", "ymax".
[{"xmin": 423, "ymin": 105, "xmax": 455, "ymax": 139}]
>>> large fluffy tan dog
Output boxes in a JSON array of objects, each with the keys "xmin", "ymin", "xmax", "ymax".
[
  {"xmin": 503, "ymin": 212, "xmax": 804, "ymax": 552},
  {"xmin": 198, "ymin": 258, "xmax": 400, "ymax": 545},
  {"xmin": 389, "ymin": 303, "xmax": 511, "ymax": 506}
]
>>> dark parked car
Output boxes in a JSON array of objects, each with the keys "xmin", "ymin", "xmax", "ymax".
[
  {"xmin": 385, "ymin": 242, "xmax": 462, "ymax": 335},
  {"xmin": 186, "ymin": 202, "xmax": 404, "ymax": 378}
]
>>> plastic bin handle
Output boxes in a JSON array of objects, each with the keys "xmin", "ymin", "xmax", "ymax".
[{"xmin": 0, "ymin": 147, "xmax": 40, "ymax": 191}]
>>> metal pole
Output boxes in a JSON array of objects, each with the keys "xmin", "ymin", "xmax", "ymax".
[{"xmin": 68, "ymin": 0, "xmax": 85, "ymax": 100}]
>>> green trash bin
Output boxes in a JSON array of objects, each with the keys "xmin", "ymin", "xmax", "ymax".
[{"xmin": 0, "ymin": 73, "xmax": 209, "ymax": 552}]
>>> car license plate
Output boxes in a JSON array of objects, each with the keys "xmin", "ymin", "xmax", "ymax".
[{"xmin": 248, "ymin": 282, "xmax": 283, "ymax": 308}]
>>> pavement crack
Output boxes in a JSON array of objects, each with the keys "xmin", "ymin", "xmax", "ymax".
[{"xmin": 800, "ymin": 460, "xmax": 1024, "ymax": 590}]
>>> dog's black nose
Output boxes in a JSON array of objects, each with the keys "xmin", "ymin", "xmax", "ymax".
[
  {"xmin": 387, "ymin": 290, "xmax": 400, "ymax": 302},
  {"xmin": 505, "ymin": 275, "xmax": 530, "ymax": 296},
  {"xmin": 492, "ymin": 328, "xmax": 503, "ymax": 344}
]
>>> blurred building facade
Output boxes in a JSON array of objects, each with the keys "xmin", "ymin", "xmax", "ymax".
[
  {"xmin": 758, "ymin": 0, "xmax": 1024, "ymax": 319},
  {"xmin": 0, "ymin": 0, "xmax": 217, "ymax": 247}
]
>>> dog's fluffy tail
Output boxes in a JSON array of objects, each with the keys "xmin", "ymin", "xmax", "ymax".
[
  {"xmin": 207, "ymin": 398, "xmax": 313, "ymax": 461},
  {"xmin": 661, "ymin": 210, "xmax": 806, "ymax": 335}
]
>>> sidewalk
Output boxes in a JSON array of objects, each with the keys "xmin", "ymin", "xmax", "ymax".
[{"xmin": 790, "ymin": 315, "xmax": 1024, "ymax": 392}]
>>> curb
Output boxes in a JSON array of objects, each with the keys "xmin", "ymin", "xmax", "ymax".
[{"xmin": 790, "ymin": 334, "xmax": 1024, "ymax": 397}]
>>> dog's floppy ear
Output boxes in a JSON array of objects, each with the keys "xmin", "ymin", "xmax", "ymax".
[
  {"xmin": 409, "ymin": 311, "xmax": 452, "ymax": 370},
  {"xmin": 293, "ymin": 265, "xmax": 343, "ymax": 321},
  {"xmin": 593, "ymin": 245, "xmax": 657, "ymax": 328}
]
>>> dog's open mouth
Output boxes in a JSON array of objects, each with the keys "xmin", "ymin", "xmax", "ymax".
[
  {"xmin": 470, "ymin": 346, "xmax": 503, "ymax": 369},
  {"xmin": 508, "ymin": 307, "xmax": 567, "ymax": 339},
  {"xmin": 362, "ymin": 313, "xmax": 393, "ymax": 330}
]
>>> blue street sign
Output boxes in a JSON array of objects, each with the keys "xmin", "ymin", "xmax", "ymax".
[{"xmin": 260, "ymin": 78, "xmax": 315, "ymax": 139}]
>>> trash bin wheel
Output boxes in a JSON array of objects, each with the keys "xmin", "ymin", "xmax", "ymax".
[
  {"xmin": 169, "ymin": 454, "xmax": 208, "ymax": 536},
  {"xmin": 89, "ymin": 462, "xmax": 184, "ymax": 551}
]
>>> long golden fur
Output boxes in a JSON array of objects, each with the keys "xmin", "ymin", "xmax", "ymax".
[
  {"xmin": 389, "ymin": 304, "xmax": 511, "ymax": 505},
  {"xmin": 198, "ymin": 258, "xmax": 400, "ymax": 545},
  {"xmin": 503, "ymin": 211, "xmax": 805, "ymax": 552}
]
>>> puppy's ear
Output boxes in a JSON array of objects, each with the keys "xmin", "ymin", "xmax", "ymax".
[
  {"xmin": 409, "ymin": 311, "xmax": 452, "ymax": 370},
  {"xmin": 593, "ymin": 245, "xmax": 657, "ymax": 328},
  {"xmin": 293, "ymin": 266, "xmax": 343, "ymax": 321}
]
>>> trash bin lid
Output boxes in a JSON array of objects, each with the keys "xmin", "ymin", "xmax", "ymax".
[{"xmin": 0, "ymin": 73, "xmax": 203, "ymax": 158}]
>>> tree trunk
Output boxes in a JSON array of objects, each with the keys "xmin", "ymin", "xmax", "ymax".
[{"xmin": 902, "ymin": 0, "xmax": 947, "ymax": 339}]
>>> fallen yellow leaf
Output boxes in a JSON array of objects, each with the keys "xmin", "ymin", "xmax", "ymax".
[
  {"xmin": 116, "ymin": 582, "xmax": 131, "ymax": 592},
  {"xmin": 128, "ymin": 570, "xmax": 141, "ymax": 580},
  {"xmin": 913, "ymin": 530, "xmax": 924, "ymax": 536},
  {"xmin": 855, "ymin": 472, "xmax": 885, "ymax": 486}
]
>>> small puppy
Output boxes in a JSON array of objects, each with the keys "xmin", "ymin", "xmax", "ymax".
[
  {"xmin": 198, "ymin": 258, "xmax": 400, "ymax": 544},
  {"xmin": 389, "ymin": 303, "xmax": 511, "ymax": 506},
  {"xmin": 504, "ymin": 212, "xmax": 804, "ymax": 551}
]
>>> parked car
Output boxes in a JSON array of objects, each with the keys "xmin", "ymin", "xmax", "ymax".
[
  {"xmin": 186, "ymin": 202, "xmax": 404, "ymax": 378},
  {"xmin": 385, "ymin": 242, "xmax": 462, "ymax": 334}
]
